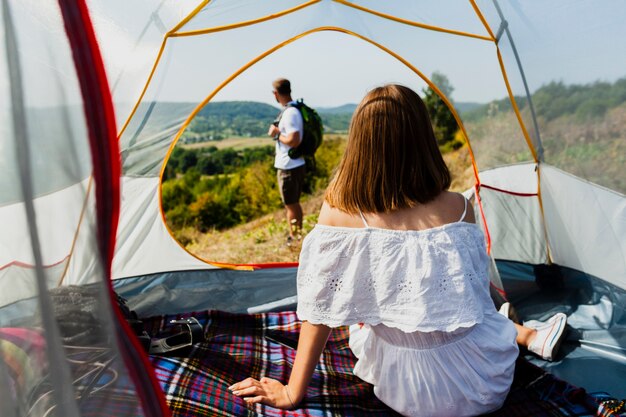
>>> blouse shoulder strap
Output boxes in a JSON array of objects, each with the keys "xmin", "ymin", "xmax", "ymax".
[
  {"xmin": 458, "ymin": 196, "xmax": 468, "ymax": 223},
  {"xmin": 358, "ymin": 210, "xmax": 369, "ymax": 228}
]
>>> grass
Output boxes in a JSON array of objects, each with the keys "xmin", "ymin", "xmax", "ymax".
[
  {"xmin": 182, "ymin": 136, "xmax": 274, "ymax": 150},
  {"xmin": 183, "ymin": 192, "xmax": 324, "ymax": 264}
]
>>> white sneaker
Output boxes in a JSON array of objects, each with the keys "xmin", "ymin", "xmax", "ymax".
[
  {"xmin": 498, "ymin": 302, "xmax": 511, "ymax": 319},
  {"xmin": 497, "ymin": 302, "xmax": 520, "ymax": 324},
  {"xmin": 525, "ymin": 313, "xmax": 567, "ymax": 361}
]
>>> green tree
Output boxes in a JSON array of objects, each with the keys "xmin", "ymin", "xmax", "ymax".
[
  {"xmin": 180, "ymin": 149, "xmax": 198, "ymax": 172},
  {"xmin": 423, "ymin": 72, "xmax": 460, "ymax": 150}
]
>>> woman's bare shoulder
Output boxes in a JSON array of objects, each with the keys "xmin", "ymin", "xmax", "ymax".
[
  {"xmin": 440, "ymin": 191, "xmax": 475, "ymax": 224},
  {"xmin": 318, "ymin": 201, "xmax": 364, "ymax": 228}
]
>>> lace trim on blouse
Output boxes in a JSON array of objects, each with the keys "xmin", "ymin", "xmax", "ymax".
[{"xmin": 296, "ymin": 222, "xmax": 494, "ymax": 333}]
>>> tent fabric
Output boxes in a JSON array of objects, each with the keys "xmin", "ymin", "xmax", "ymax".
[
  {"xmin": 498, "ymin": 260, "xmax": 626, "ymax": 400},
  {"xmin": 0, "ymin": 1, "xmax": 167, "ymax": 415},
  {"xmin": 476, "ymin": 163, "xmax": 547, "ymax": 265},
  {"xmin": 113, "ymin": 267, "xmax": 299, "ymax": 317},
  {"xmin": 113, "ymin": 177, "xmax": 211, "ymax": 280},
  {"xmin": 540, "ymin": 166, "xmax": 626, "ymax": 291},
  {"xmin": 476, "ymin": 0, "xmax": 626, "ymax": 195},
  {"xmin": 95, "ymin": 0, "xmax": 521, "ymax": 273},
  {"xmin": 474, "ymin": 163, "xmax": 626, "ymax": 291}
]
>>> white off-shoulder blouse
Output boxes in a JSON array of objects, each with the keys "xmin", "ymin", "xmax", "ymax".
[{"xmin": 296, "ymin": 220, "xmax": 518, "ymax": 417}]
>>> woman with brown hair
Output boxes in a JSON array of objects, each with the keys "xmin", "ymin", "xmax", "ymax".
[{"xmin": 230, "ymin": 84, "xmax": 566, "ymax": 416}]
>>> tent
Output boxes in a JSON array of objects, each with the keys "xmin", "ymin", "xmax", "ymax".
[{"xmin": 1, "ymin": 1, "xmax": 625, "ymax": 416}]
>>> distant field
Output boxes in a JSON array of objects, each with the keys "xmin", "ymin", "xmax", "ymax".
[
  {"xmin": 182, "ymin": 136, "xmax": 273, "ymax": 150},
  {"xmin": 181, "ymin": 134, "xmax": 348, "ymax": 151}
]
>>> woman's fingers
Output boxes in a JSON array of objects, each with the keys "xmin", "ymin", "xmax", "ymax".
[
  {"xmin": 244, "ymin": 395, "xmax": 268, "ymax": 405},
  {"xmin": 229, "ymin": 377, "xmax": 293, "ymax": 409},
  {"xmin": 229, "ymin": 377, "xmax": 259, "ymax": 391},
  {"xmin": 232, "ymin": 385, "xmax": 263, "ymax": 397}
]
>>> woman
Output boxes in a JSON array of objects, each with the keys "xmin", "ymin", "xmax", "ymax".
[{"xmin": 230, "ymin": 84, "xmax": 565, "ymax": 416}]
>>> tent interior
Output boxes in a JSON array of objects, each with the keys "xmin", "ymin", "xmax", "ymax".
[{"xmin": 1, "ymin": 0, "xmax": 626, "ymax": 416}]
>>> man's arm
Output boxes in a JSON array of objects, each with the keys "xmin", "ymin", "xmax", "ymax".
[
  {"xmin": 270, "ymin": 107, "xmax": 303, "ymax": 148},
  {"xmin": 279, "ymin": 130, "xmax": 301, "ymax": 147},
  {"xmin": 268, "ymin": 124, "xmax": 301, "ymax": 147}
]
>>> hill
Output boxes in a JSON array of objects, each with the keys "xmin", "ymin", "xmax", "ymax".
[
  {"xmin": 182, "ymin": 101, "xmax": 279, "ymax": 142},
  {"xmin": 179, "ymin": 101, "xmax": 358, "ymax": 143},
  {"xmin": 456, "ymin": 102, "xmax": 483, "ymax": 114},
  {"xmin": 150, "ymin": 100, "xmax": 483, "ymax": 144},
  {"xmin": 463, "ymin": 78, "xmax": 626, "ymax": 123},
  {"xmin": 317, "ymin": 103, "xmax": 358, "ymax": 114}
]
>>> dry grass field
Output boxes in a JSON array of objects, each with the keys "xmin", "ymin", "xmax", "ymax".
[{"xmin": 182, "ymin": 136, "xmax": 274, "ymax": 150}]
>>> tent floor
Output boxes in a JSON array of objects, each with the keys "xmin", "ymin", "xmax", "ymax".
[{"xmin": 497, "ymin": 261, "xmax": 626, "ymax": 399}]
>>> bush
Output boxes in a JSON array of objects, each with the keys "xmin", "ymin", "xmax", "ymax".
[{"xmin": 162, "ymin": 136, "xmax": 347, "ymax": 233}]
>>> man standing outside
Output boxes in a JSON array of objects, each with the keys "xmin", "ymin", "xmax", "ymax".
[{"xmin": 269, "ymin": 78, "xmax": 305, "ymax": 245}]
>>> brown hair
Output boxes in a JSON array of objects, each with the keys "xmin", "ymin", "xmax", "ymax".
[
  {"xmin": 272, "ymin": 78, "xmax": 291, "ymax": 96},
  {"xmin": 325, "ymin": 84, "xmax": 451, "ymax": 214}
]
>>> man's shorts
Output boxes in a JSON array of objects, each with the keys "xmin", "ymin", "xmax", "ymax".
[{"xmin": 277, "ymin": 165, "xmax": 305, "ymax": 205}]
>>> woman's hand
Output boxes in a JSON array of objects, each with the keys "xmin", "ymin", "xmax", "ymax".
[
  {"xmin": 229, "ymin": 322, "xmax": 329, "ymax": 410},
  {"xmin": 229, "ymin": 377, "xmax": 297, "ymax": 409}
]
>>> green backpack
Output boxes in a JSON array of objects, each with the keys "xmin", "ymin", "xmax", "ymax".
[{"xmin": 286, "ymin": 99, "xmax": 324, "ymax": 159}]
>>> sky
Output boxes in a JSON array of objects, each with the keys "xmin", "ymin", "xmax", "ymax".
[{"xmin": 14, "ymin": 0, "xmax": 626, "ymax": 110}]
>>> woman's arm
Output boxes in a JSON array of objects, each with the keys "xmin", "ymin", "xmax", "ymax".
[{"xmin": 229, "ymin": 321, "xmax": 331, "ymax": 409}]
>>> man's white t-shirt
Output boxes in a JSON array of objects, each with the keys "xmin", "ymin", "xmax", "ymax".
[{"xmin": 274, "ymin": 103, "xmax": 305, "ymax": 170}]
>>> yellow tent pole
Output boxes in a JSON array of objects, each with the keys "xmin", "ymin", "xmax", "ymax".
[
  {"xmin": 468, "ymin": 0, "xmax": 496, "ymax": 41},
  {"xmin": 169, "ymin": 0, "xmax": 211, "ymax": 34},
  {"xmin": 470, "ymin": 0, "xmax": 553, "ymax": 264},
  {"xmin": 117, "ymin": 37, "xmax": 168, "ymax": 139},
  {"xmin": 334, "ymin": 0, "xmax": 492, "ymax": 42},
  {"xmin": 470, "ymin": 0, "xmax": 539, "ymax": 159},
  {"xmin": 536, "ymin": 164, "xmax": 553, "ymax": 263},
  {"xmin": 494, "ymin": 51, "xmax": 538, "ymax": 162},
  {"xmin": 158, "ymin": 26, "xmax": 483, "ymax": 270},
  {"xmin": 171, "ymin": 0, "xmax": 322, "ymax": 37}
]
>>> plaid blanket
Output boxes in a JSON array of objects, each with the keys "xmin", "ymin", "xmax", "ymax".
[{"xmin": 144, "ymin": 311, "xmax": 622, "ymax": 417}]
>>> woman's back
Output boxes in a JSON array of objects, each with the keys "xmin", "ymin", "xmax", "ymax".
[
  {"xmin": 297, "ymin": 192, "xmax": 494, "ymax": 332},
  {"xmin": 297, "ymin": 192, "xmax": 519, "ymax": 416},
  {"xmin": 318, "ymin": 191, "xmax": 473, "ymax": 231}
]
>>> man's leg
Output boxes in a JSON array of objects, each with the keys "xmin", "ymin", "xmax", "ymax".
[
  {"xmin": 278, "ymin": 165, "xmax": 305, "ymax": 241},
  {"xmin": 285, "ymin": 203, "xmax": 303, "ymax": 238}
]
